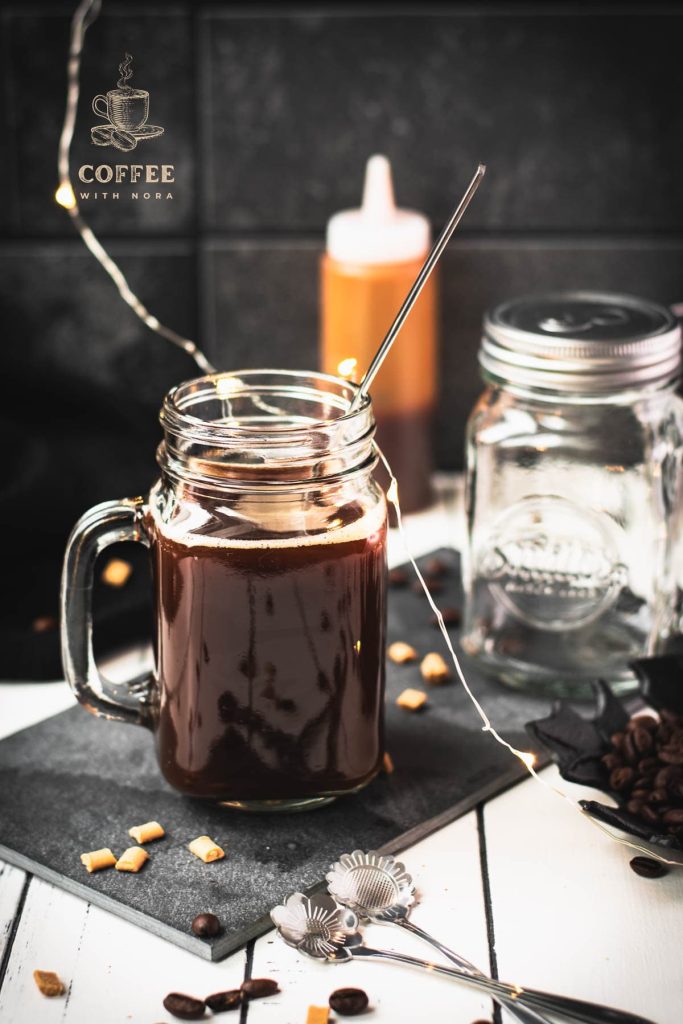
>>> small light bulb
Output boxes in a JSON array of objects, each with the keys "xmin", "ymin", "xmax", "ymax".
[
  {"xmin": 55, "ymin": 183, "xmax": 76, "ymax": 209},
  {"xmin": 337, "ymin": 357, "xmax": 358, "ymax": 380}
]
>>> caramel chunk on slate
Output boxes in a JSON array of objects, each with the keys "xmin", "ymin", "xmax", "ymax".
[
  {"xmin": 188, "ymin": 835, "xmax": 225, "ymax": 863},
  {"xmin": 396, "ymin": 688, "xmax": 427, "ymax": 711},
  {"xmin": 420, "ymin": 651, "xmax": 451, "ymax": 684},
  {"xmin": 128, "ymin": 820, "xmax": 165, "ymax": 844},
  {"xmin": 80, "ymin": 848, "xmax": 116, "ymax": 873},
  {"xmin": 115, "ymin": 846, "xmax": 149, "ymax": 873},
  {"xmin": 388, "ymin": 641, "xmax": 418, "ymax": 664}
]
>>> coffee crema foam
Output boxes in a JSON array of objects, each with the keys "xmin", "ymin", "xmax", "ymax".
[{"xmin": 148, "ymin": 488, "xmax": 386, "ymax": 551}]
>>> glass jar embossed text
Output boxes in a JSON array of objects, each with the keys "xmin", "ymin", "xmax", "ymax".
[
  {"xmin": 61, "ymin": 371, "xmax": 388, "ymax": 810},
  {"xmin": 462, "ymin": 293, "xmax": 683, "ymax": 697}
]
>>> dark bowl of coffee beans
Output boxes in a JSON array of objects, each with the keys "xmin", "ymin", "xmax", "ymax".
[{"xmin": 526, "ymin": 656, "xmax": 683, "ymax": 855}]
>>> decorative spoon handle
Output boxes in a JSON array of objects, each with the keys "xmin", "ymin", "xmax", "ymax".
[
  {"xmin": 397, "ymin": 918, "xmax": 550, "ymax": 1024},
  {"xmin": 351, "ymin": 945, "xmax": 656, "ymax": 1024}
]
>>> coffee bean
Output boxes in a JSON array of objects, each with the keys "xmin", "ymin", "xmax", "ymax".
[
  {"xmin": 656, "ymin": 765, "xmax": 682, "ymax": 788},
  {"xmin": 601, "ymin": 752, "xmax": 622, "ymax": 772},
  {"xmin": 329, "ymin": 988, "xmax": 370, "ymax": 1016},
  {"xmin": 638, "ymin": 757, "xmax": 659, "ymax": 774},
  {"xmin": 659, "ymin": 747, "xmax": 683, "ymax": 765},
  {"xmin": 670, "ymin": 779, "xmax": 683, "ymax": 800},
  {"xmin": 629, "ymin": 856, "xmax": 669, "ymax": 879},
  {"xmin": 636, "ymin": 716, "xmax": 659, "ymax": 733},
  {"xmin": 631, "ymin": 788, "xmax": 650, "ymax": 800},
  {"xmin": 632, "ymin": 728, "xmax": 653, "ymax": 754},
  {"xmin": 205, "ymin": 990, "xmax": 242, "ymax": 1012},
  {"xmin": 663, "ymin": 807, "xmax": 683, "ymax": 825},
  {"xmin": 240, "ymin": 978, "xmax": 279, "ymax": 1000},
  {"xmin": 609, "ymin": 766, "xmax": 635, "ymax": 791},
  {"xmin": 424, "ymin": 557, "xmax": 449, "ymax": 577},
  {"xmin": 432, "ymin": 606, "xmax": 461, "ymax": 628},
  {"xmin": 626, "ymin": 799, "xmax": 645, "ymax": 815},
  {"xmin": 646, "ymin": 789, "xmax": 668, "ymax": 804},
  {"xmin": 621, "ymin": 733, "xmax": 637, "ymax": 764},
  {"xmin": 191, "ymin": 913, "xmax": 221, "ymax": 938},
  {"xmin": 163, "ymin": 993, "xmax": 206, "ymax": 1020},
  {"xmin": 610, "ymin": 731, "xmax": 625, "ymax": 750},
  {"xmin": 639, "ymin": 805, "xmax": 660, "ymax": 825},
  {"xmin": 388, "ymin": 568, "xmax": 409, "ymax": 587}
]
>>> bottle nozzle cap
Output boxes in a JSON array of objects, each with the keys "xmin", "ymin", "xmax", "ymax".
[
  {"xmin": 326, "ymin": 154, "xmax": 430, "ymax": 265},
  {"xmin": 361, "ymin": 154, "xmax": 396, "ymax": 220}
]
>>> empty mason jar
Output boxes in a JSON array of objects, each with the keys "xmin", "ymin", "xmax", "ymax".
[{"xmin": 462, "ymin": 292, "xmax": 683, "ymax": 696}]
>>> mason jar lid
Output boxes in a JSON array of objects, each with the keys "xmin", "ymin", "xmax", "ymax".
[{"xmin": 480, "ymin": 291, "xmax": 681, "ymax": 393}]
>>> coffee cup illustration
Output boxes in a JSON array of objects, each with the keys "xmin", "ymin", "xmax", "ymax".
[{"xmin": 91, "ymin": 54, "xmax": 163, "ymax": 152}]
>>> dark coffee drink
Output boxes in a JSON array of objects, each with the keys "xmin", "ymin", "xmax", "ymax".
[
  {"xmin": 62, "ymin": 370, "xmax": 387, "ymax": 810},
  {"xmin": 149, "ymin": 502, "xmax": 386, "ymax": 802}
]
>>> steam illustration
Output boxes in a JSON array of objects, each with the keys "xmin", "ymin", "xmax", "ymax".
[
  {"xmin": 117, "ymin": 53, "xmax": 133, "ymax": 91},
  {"xmin": 90, "ymin": 53, "xmax": 164, "ymax": 151}
]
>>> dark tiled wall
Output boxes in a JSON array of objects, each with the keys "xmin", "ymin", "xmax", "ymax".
[{"xmin": 3, "ymin": 2, "xmax": 683, "ymax": 495}]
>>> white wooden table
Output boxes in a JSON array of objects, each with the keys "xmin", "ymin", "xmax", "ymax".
[{"xmin": 1, "ymin": 489, "xmax": 681, "ymax": 1024}]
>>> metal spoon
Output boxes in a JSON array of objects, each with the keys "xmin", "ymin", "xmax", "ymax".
[
  {"xmin": 271, "ymin": 892, "xmax": 656, "ymax": 1024},
  {"xmin": 326, "ymin": 850, "xmax": 548, "ymax": 1024}
]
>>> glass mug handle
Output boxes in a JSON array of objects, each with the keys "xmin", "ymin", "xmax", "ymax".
[
  {"xmin": 92, "ymin": 94, "xmax": 109, "ymax": 119},
  {"xmin": 60, "ymin": 497, "xmax": 154, "ymax": 727}
]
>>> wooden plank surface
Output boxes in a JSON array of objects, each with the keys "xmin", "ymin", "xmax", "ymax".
[
  {"xmin": 484, "ymin": 765, "xmax": 683, "ymax": 1024},
  {"xmin": 0, "ymin": 863, "xmax": 26, "ymax": 968},
  {"xmin": 0, "ymin": 877, "xmax": 247, "ymax": 1023},
  {"xmin": 246, "ymin": 811, "xmax": 494, "ymax": 1023}
]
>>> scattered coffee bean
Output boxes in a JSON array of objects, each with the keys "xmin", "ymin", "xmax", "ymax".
[
  {"xmin": 663, "ymin": 807, "xmax": 683, "ymax": 826},
  {"xmin": 432, "ymin": 606, "xmax": 461, "ymax": 628},
  {"xmin": 240, "ymin": 978, "xmax": 280, "ymax": 1000},
  {"xmin": 205, "ymin": 990, "xmax": 242, "ymax": 1012},
  {"xmin": 609, "ymin": 766, "xmax": 635, "ymax": 791},
  {"xmin": 424, "ymin": 556, "xmax": 449, "ymax": 577},
  {"xmin": 629, "ymin": 856, "xmax": 669, "ymax": 879},
  {"xmin": 632, "ymin": 727, "xmax": 653, "ymax": 754},
  {"xmin": 163, "ymin": 992, "xmax": 206, "ymax": 1020},
  {"xmin": 191, "ymin": 912, "xmax": 221, "ymax": 938},
  {"xmin": 388, "ymin": 567, "xmax": 409, "ymax": 587},
  {"xmin": 329, "ymin": 987, "xmax": 370, "ymax": 1016}
]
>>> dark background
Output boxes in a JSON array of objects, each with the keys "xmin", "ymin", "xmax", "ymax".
[{"xmin": 2, "ymin": 2, "xmax": 683, "ymax": 675}]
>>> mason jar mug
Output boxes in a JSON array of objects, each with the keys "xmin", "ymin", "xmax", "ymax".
[
  {"xmin": 462, "ymin": 293, "xmax": 683, "ymax": 696},
  {"xmin": 61, "ymin": 370, "xmax": 388, "ymax": 810}
]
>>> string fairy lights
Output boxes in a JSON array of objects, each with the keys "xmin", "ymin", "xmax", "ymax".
[
  {"xmin": 55, "ymin": 1, "xmax": 680, "ymax": 868},
  {"xmin": 55, "ymin": 0, "xmax": 214, "ymax": 374}
]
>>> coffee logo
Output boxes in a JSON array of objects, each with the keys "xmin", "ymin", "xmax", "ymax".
[
  {"xmin": 477, "ymin": 496, "xmax": 627, "ymax": 631},
  {"xmin": 78, "ymin": 53, "xmax": 173, "ymax": 202},
  {"xmin": 91, "ymin": 53, "xmax": 163, "ymax": 152}
]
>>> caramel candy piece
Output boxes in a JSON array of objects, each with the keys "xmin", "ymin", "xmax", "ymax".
[
  {"xmin": 388, "ymin": 641, "xmax": 418, "ymax": 664},
  {"xmin": 115, "ymin": 846, "xmax": 149, "ymax": 873},
  {"xmin": 33, "ymin": 970, "xmax": 65, "ymax": 997},
  {"xmin": 382, "ymin": 751, "xmax": 395, "ymax": 774},
  {"xmin": 101, "ymin": 558, "xmax": 132, "ymax": 587},
  {"xmin": 128, "ymin": 820, "xmax": 165, "ymax": 844},
  {"xmin": 420, "ymin": 651, "xmax": 451, "ymax": 685},
  {"xmin": 80, "ymin": 848, "xmax": 116, "ymax": 873},
  {"xmin": 188, "ymin": 835, "xmax": 225, "ymax": 863},
  {"xmin": 306, "ymin": 1008, "xmax": 329, "ymax": 1024},
  {"xmin": 396, "ymin": 688, "xmax": 427, "ymax": 711}
]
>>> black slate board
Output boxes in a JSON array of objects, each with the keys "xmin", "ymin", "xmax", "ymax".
[{"xmin": 0, "ymin": 550, "xmax": 551, "ymax": 960}]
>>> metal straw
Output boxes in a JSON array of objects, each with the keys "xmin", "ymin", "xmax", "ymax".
[{"xmin": 349, "ymin": 163, "xmax": 486, "ymax": 410}]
